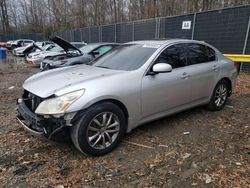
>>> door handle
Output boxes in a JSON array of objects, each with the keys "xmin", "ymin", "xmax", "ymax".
[
  {"xmin": 181, "ymin": 72, "xmax": 190, "ymax": 79},
  {"xmin": 212, "ymin": 65, "xmax": 219, "ymax": 71}
]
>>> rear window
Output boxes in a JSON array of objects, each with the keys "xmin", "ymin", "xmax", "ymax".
[
  {"xmin": 71, "ymin": 43, "xmax": 85, "ymax": 48},
  {"xmin": 207, "ymin": 46, "xmax": 216, "ymax": 61},
  {"xmin": 25, "ymin": 40, "xmax": 33, "ymax": 43}
]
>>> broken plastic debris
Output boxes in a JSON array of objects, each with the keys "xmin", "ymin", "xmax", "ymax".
[
  {"xmin": 182, "ymin": 153, "xmax": 191, "ymax": 159},
  {"xmin": 55, "ymin": 185, "xmax": 64, "ymax": 188},
  {"xmin": 235, "ymin": 162, "xmax": 242, "ymax": 166},
  {"xmin": 205, "ymin": 174, "xmax": 212, "ymax": 184}
]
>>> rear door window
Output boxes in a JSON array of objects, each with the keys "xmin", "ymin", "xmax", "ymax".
[
  {"xmin": 154, "ymin": 44, "xmax": 187, "ymax": 69},
  {"xmin": 186, "ymin": 43, "xmax": 209, "ymax": 65}
]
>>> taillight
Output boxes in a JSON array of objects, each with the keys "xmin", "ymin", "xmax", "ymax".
[{"xmin": 27, "ymin": 61, "xmax": 33, "ymax": 65}]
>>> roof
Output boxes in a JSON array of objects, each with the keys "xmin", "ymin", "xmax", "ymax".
[
  {"xmin": 87, "ymin": 42, "xmax": 120, "ymax": 45},
  {"xmin": 126, "ymin": 39, "xmax": 204, "ymax": 46}
]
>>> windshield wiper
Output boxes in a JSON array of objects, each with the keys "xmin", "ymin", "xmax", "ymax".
[{"xmin": 96, "ymin": 65, "xmax": 111, "ymax": 69}]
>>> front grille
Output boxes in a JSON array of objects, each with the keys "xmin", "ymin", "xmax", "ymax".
[{"xmin": 22, "ymin": 90, "xmax": 43, "ymax": 112}]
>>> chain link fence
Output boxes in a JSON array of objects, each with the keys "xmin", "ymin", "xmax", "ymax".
[
  {"xmin": 54, "ymin": 5, "xmax": 250, "ymax": 71},
  {"xmin": 0, "ymin": 33, "xmax": 45, "ymax": 42},
  {"xmin": 1, "ymin": 5, "xmax": 249, "ymax": 71}
]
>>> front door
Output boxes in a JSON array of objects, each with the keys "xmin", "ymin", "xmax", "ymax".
[{"xmin": 141, "ymin": 43, "xmax": 191, "ymax": 118}]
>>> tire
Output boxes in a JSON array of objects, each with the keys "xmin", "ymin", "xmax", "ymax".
[
  {"xmin": 71, "ymin": 102, "xmax": 126, "ymax": 156},
  {"xmin": 43, "ymin": 64, "xmax": 51, "ymax": 71},
  {"xmin": 207, "ymin": 80, "xmax": 229, "ymax": 111}
]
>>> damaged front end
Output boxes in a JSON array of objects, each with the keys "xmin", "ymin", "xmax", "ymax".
[{"xmin": 16, "ymin": 90, "xmax": 76, "ymax": 140}]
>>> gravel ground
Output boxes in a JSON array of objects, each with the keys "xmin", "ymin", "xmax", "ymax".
[{"xmin": 0, "ymin": 58, "xmax": 249, "ymax": 187}]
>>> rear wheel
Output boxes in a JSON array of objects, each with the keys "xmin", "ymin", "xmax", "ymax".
[
  {"xmin": 207, "ymin": 80, "xmax": 229, "ymax": 111},
  {"xmin": 71, "ymin": 102, "xmax": 126, "ymax": 156}
]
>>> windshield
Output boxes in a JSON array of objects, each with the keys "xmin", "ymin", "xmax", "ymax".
[
  {"xmin": 49, "ymin": 45, "xmax": 63, "ymax": 52},
  {"xmin": 92, "ymin": 44, "xmax": 157, "ymax": 71},
  {"xmin": 80, "ymin": 44, "xmax": 100, "ymax": 54},
  {"xmin": 35, "ymin": 42, "xmax": 43, "ymax": 47},
  {"xmin": 41, "ymin": 44, "xmax": 51, "ymax": 50}
]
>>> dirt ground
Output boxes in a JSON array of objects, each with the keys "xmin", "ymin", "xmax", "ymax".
[{"xmin": 0, "ymin": 57, "xmax": 249, "ymax": 188}]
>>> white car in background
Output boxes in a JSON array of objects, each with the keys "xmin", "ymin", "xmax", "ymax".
[
  {"xmin": 26, "ymin": 44, "xmax": 63, "ymax": 66},
  {"xmin": 12, "ymin": 41, "xmax": 54, "ymax": 57},
  {"xmin": 6, "ymin": 39, "xmax": 34, "ymax": 50},
  {"xmin": 26, "ymin": 36, "xmax": 86, "ymax": 66},
  {"xmin": 6, "ymin": 40, "xmax": 14, "ymax": 49}
]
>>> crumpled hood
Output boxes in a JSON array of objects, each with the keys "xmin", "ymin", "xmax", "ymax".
[
  {"xmin": 29, "ymin": 51, "xmax": 41, "ymax": 57},
  {"xmin": 42, "ymin": 53, "xmax": 81, "ymax": 65},
  {"xmin": 28, "ymin": 51, "xmax": 63, "ymax": 59},
  {"xmin": 15, "ymin": 46, "xmax": 27, "ymax": 52},
  {"xmin": 23, "ymin": 65, "xmax": 122, "ymax": 98},
  {"xmin": 28, "ymin": 51, "xmax": 49, "ymax": 58}
]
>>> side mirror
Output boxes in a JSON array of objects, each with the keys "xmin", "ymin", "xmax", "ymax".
[
  {"xmin": 152, "ymin": 63, "xmax": 172, "ymax": 73},
  {"xmin": 91, "ymin": 51, "xmax": 100, "ymax": 56}
]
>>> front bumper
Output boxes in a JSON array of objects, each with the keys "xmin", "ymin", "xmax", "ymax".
[
  {"xmin": 16, "ymin": 52, "xmax": 25, "ymax": 57},
  {"xmin": 16, "ymin": 99, "xmax": 75, "ymax": 140},
  {"xmin": 13, "ymin": 50, "xmax": 24, "ymax": 57},
  {"xmin": 26, "ymin": 57, "xmax": 42, "ymax": 66}
]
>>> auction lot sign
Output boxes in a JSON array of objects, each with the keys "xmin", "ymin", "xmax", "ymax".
[{"xmin": 182, "ymin": 21, "xmax": 192, "ymax": 29}]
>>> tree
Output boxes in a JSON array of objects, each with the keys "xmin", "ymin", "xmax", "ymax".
[
  {"xmin": 2, "ymin": 0, "xmax": 250, "ymax": 33},
  {"xmin": 0, "ymin": 0, "xmax": 10, "ymax": 33}
]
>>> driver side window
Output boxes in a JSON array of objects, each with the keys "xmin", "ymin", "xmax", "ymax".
[{"xmin": 154, "ymin": 44, "xmax": 186, "ymax": 69}]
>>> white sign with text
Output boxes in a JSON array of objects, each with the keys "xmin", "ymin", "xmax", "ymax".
[{"xmin": 182, "ymin": 21, "xmax": 192, "ymax": 29}]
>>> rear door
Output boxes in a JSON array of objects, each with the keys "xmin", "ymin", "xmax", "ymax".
[{"xmin": 185, "ymin": 43, "xmax": 219, "ymax": 102}]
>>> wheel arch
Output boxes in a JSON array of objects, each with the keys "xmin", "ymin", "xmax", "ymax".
[
  {"xmin": 74, "ymin": 98, "xmax": 129, "ymax": 131},
  {"xmin": 93, "ymin": 99, "xmax": 129, "ymax": 127},
  {"xmin": 219, "ymin": 77, "xmax": 232, "ymax": 96}
]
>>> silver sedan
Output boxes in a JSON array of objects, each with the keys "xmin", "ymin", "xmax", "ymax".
[{"xmin": 17, "ymin": 39, "xmax": 238, "ymax": 156}]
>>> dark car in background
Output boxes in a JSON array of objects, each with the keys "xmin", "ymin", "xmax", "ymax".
[{"xmin": 40, "ymin": 40, "xmax": 119, "ymax": 71}]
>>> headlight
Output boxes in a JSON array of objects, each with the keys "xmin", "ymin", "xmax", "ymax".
[
  {"xmin": 35, "ymin": 89, "xmax": 85, "ymax": 115},
  {"xmin": 60, "ymin": 60, "xmax": 68, "ymax": 65}
]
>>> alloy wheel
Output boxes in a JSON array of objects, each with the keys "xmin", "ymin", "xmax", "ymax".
[
  {"xmin": 87, "ymin": 112, "xmax": 120, "ymax": 150},
  {"xmin": 214, "ymin": 84, "xmax": 227, "ymax": 107}
]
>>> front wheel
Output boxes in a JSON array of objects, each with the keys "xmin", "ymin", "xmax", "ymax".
[
  {"xmin": 71, "ymin": 102, "xmax": 126, "ymax": 156},
  {"xmin": 207, "ymin": 80, "xmax": 229, "ymax": 111},
  {"xmin": 42, "ymin": 64, "xmax": 51, "ymax": 71}
]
